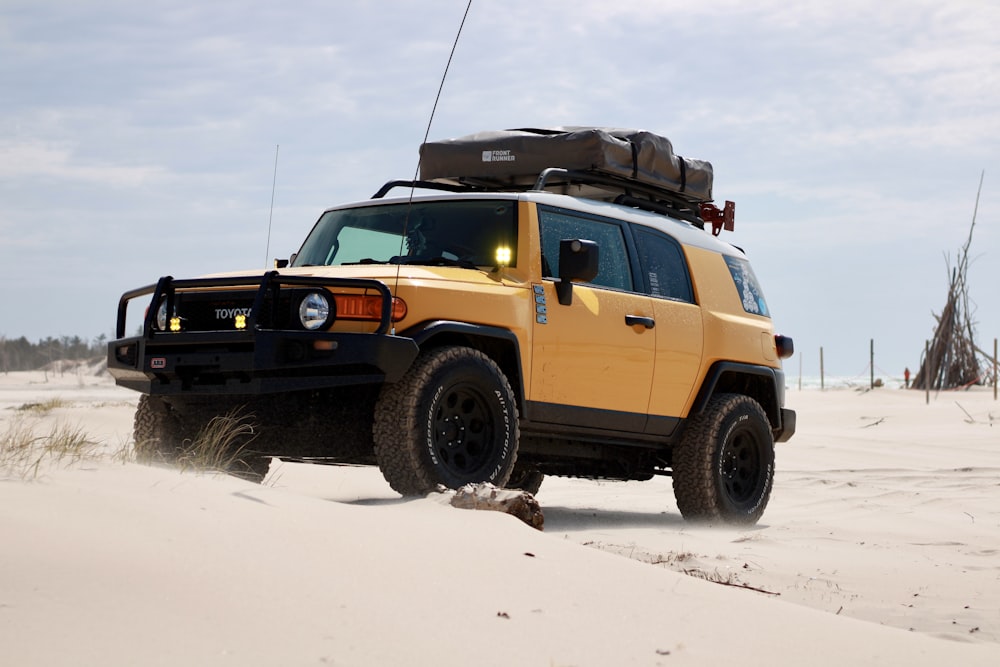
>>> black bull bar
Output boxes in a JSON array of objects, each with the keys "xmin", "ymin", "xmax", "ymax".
[{"xmin": 107, "ymin": 272, "xmax": 419, "ymax": 395}]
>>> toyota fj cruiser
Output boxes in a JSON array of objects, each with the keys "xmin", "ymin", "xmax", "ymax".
[{"xmin": 108, "ymin": 127, "xmax": 795, "ymax": 524}]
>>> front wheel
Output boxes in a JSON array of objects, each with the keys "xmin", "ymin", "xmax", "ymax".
[
  {"xmin": 373, "ymin": 346, "xmax": 519, "ymax": 495},
  {"xmin": 132, "ymin": 395, "xmax": 271, "ymax": 483},
  {"xmin": 133, "ymin": 395, "xmax": 185, "ymax": 464},
  {"xmin": 672, "ymin": 393, "xmax": 774, "ymax": 525}
]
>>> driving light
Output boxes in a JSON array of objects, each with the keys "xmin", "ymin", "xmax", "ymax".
[
  {"xmin": 299, "ymin": 291, "xmax": 331, "ymax": 330},
  {"xmin": 235, "ymin": 314, "xmax": 247, "ymax": 330},
  {"xmin": 169, "ymin": 317, "xmax": 182, "ymax": 332},
  {"xmin": 495, "ymin": 246, "xmax": 512, "ymax": 267}
]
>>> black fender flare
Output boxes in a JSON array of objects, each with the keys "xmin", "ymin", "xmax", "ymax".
[
  {"xmin": 401, "ymin": 320, "xmax": 527, "ymax": 415},
  {"xmin": 690, "ymin": 361, "xmax": 786, "ymax": 432}
]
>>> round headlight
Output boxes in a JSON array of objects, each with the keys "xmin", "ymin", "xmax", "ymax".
[
  {"xmin": 155, "ymin": 302, "xmax": 168, "ymax": 331},
  {"xmin": 299, "ymin": 291, "xmax": 331, "ymax": 330}
]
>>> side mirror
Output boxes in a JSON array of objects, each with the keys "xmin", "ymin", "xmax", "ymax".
[{"xmin": 556, "ymin": 239, "xmax": 599, "ymax": 305}]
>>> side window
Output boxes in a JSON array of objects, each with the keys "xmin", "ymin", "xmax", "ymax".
[
  {"xmin": 538, "ymin": 208, "xmax": 633, "ymax": 292},
  {"xmin": 724, "ymin": 255, "xmax": 770, "ymax": 317},
  {"xmin": 633, "ymin": 228, "xmax": 694, "ymax": 303}
]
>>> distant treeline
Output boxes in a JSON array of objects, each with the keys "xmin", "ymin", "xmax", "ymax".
[{"xmin": 0, "ymin": 335, "xmax": 107, "ymax": 372}]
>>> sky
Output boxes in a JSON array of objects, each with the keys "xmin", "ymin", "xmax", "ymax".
[{"xmin": 2, "ymin": 0, "xmax": 998, "ymax": 379}]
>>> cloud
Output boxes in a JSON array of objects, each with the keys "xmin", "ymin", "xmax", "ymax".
[{"xmin": 0, "ymin": 140, "xmax": 168, "ymax": 187}]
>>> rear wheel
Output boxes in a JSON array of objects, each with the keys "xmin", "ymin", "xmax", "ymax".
[
  {"xmin": 506, "ymin": 463, "xmax": 544, "ymax": 496},
  {"xmin": 672, "ymin": 393, "xmax": 774, "ymax": 525},
  {"xmin": 373, "ymin": 346, "xmax": 519, "ymax": 495}
]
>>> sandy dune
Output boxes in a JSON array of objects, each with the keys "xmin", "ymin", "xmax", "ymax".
[{"xmin": 2, "ymin": 369, "xmax": 998, "ymax": 665}]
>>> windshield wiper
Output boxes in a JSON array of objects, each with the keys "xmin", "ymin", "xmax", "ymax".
[
  {"xmin": 343, "ymin": 256, "xmax": 481, "ymax": 269},
  {"xmin": 393, "ymin": 255, "xmax": 479, "ymax": 270}
]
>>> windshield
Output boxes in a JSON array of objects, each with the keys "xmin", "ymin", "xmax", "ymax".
[{"xmin": 292, "ymin": 200, "xmax": 518, "ymax": 269}]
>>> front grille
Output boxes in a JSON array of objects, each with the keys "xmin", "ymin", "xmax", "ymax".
[
  {"xmin": 175, "ymin": 291, "xmax": 256, "ymax": 331},
  {"xmin": 169, "ymin": 290, "xmax": 299, "ymax": 332}
]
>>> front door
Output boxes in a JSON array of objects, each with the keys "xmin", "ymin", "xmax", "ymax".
[{"xmin": 528, "ymin": 206, "xmax": 655, "ymax": 431}]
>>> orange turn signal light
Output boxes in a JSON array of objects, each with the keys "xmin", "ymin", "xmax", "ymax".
[{"xmin": 333, "ymin": 295, "xmax": 407, "ymax": 322}]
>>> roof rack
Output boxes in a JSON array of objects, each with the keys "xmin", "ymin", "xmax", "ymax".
[
  {"xmin": 371, "ymin": 168, "xmax": 734, "ymax": 234},
  {"xmin": 371, "ymin": 180, "xmax": 478, "ymax": 199},
  {"xmin": 530, "ymin": 168, "xmax": 705, "ymax": 228}
]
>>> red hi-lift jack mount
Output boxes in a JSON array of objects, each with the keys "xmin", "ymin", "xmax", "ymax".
[{"xmin": 699, "ymin": 200, "xmax": 735, "ymax": 236}]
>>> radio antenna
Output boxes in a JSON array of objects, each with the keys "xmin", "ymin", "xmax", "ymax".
[
  {"xmin": 392, "ymin": 0, "xmax": 473, "ymax": 322},
  {"xmin": 413, "ymin": 0, "xmax": 473, "ymax": 181},
  {"xmin": 264, "ymin": 143, "xmax": 280, "ymax": 268}
]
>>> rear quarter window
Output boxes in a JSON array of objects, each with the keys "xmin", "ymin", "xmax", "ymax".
[
  {"xmin": 633, "ymin": 227, "xmax": 693, "ymax": 303},
  {"xmin": 724, "ymin": 256, "xmax": 770, "ymax": 317}
]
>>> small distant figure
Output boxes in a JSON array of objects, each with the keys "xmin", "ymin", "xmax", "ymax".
[{"xmin": 904, "ymin": 367, "xmax": 911, "ymax": 389}]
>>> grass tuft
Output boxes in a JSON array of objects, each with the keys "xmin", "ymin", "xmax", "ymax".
[
  {"xmin": 15, "ymin": 398, "xmax": 70, "ymax": 415},
  {"xmin": 0, "ymin": 417, "xmax": 101, "ymax": 480},
  {"xmin": 1, "ymin": 405, "xmax": 266, "ymax": 482},
  {"xmin": 173, "ymin": 409, "xmax": 261, "ymax": 478}
]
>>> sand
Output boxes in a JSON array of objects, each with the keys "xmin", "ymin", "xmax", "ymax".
[{"xmin": 1, "ymin": 369, "xmax": 998, "ymax": 666}]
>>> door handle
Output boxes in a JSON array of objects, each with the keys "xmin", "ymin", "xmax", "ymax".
[{"xmin": 625, "ymin": 315, "xmax": 655, "ymax": 329}]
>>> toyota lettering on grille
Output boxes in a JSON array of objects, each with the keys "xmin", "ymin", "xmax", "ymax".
[{"xmin": 215, "ymin": 307, "xmax": 252, "ymax": 320}]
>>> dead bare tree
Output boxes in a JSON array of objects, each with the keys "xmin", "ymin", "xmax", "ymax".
[{"xmin": 912, "ymin": 172, "xmax": 986, "ymax": 390}]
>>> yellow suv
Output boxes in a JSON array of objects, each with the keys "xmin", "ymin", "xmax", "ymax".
[{"xmin": 108, "ymin": 128, "xmax": 794, "ymax": 524}]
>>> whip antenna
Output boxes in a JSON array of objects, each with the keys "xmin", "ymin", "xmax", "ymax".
[
  {"xmin": 264, "ymin": 144, "xmax": 280, "ymax": 268},
  {"xmin": 392, "ymin": 0, "xmax": 474, "ymax": 318},
  {"xmin": 413, "ymin": 0, "xmax": 473, "ymax": 181}
]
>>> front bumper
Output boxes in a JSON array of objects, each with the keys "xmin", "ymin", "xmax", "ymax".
[
  {"xmin": 108, "ymin": 330, "xmax": 418, "ymax": 395},
  {"xmin": 107, "ymin": 272, "xmax": 418, "ymax": 396}
]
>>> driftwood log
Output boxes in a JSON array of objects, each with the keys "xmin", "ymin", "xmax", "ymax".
[{"xmin": 449, "ymin": 483, "xmax": 544, "ymax": 531}]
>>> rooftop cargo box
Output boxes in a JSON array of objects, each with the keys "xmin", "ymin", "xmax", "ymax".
[{"xmin": 419, "ymin": 127, "xmax": 714, "ymax": 203}]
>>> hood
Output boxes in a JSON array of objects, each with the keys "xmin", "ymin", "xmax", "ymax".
[{"xmin": 201, "ymin": 264, "xmax": 508, "ymax": 287}]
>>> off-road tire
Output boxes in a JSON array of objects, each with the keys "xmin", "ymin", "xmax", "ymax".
[
  {"xmin": 133, "ymin": 395, "xmax": 271, "ymax": 483},
  {"xmin": 506, "ymin": 463, "xmax": 544, "ymax": 496},
  {"xmin": 133, "ymin": 395, "xmax": 185, "ymax": 464},
  {"xmin": 373, "ymin": 346, "xmax": 519, "ymax": 495},
  {"xmin": 672, "ymin": 393, "xmax": 774, "ymax": 525}
]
